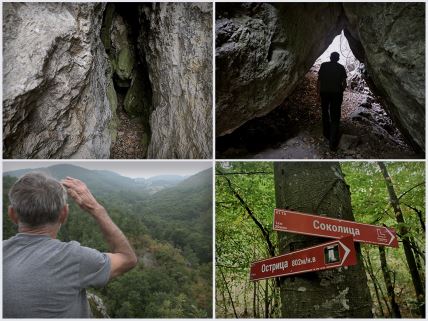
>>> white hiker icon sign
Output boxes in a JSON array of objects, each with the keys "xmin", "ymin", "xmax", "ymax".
[{"xmin": 324, "ymin": 244, "xmax": 340, "ymax": 264}]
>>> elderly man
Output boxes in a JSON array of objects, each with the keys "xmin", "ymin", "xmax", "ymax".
[{"xmin": 3, "ymin": 172, "xmax": 137, "ymax": 318}]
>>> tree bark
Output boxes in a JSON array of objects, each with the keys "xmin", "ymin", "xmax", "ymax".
[
  {"xmin": 379, "ymin": 246, "xmax": 401, "ymax": 318},
  {"xmin": 378, "ymin": 162, "xmax": 425, "ymax": 317},
  {"xmin": 363, "ymin": 254, "xmax": 387, "ymax": 317},
  {"xmin": 219, "ymin": 267, "xmax": 238, "ymax": 318},
  {"xmin": 274, "ymin": 162, "xmax": 373, "ymax": 318},
  {"xmin": 264, "ymin": 280, "xmax": 269, "ymax": 318},
  {"xmin": 253, "ymin": 281, "xmax": 257, "ymax": 317}
]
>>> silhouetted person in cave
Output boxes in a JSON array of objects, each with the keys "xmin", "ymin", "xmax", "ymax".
[{"xmin": 317, "ymin": 51, "xmax": 347, "ymax": 151}]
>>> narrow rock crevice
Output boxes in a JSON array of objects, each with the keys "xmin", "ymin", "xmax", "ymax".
[
  {"xmin": 3, "ymin": 2, "xmax": 212, "ymax": 159},
  {"xmin": 101, "ymin": 3, "xmax": 153, "ymax": 159}
]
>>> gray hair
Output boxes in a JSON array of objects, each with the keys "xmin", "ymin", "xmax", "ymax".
[{"xmin": 8, "ymin": 172, "xmax": 67, "ymax": 227}]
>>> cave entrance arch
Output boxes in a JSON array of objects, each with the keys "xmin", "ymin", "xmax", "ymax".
[
  {"xmin": 216, "ymin": 30, "xmax": 418, "ymax": 159},
  {"xmin": 314, "ymin": 31, "xmax": 411, "ymax": 158}
]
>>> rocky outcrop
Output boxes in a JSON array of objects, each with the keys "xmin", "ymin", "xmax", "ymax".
[
  {"xmin": 216, "ymin": 3, "xmax": 425, "ymax": 152},
  {"xmin": 3, "ymin": 3, "xmax": 113, "ymax": 158},
  {"xmin": 110, "ymin": 12, "xmax": 135, "ymax": 87},
  {"xmin": 216, "ymin": 3, "xmax": 344, "ymax": 136},
  {"xmin": 87, "ymin": 292, "xmax": 109, "ymax": 318},
  {"xmin": 343, "ymin": 3, "xmax": 425, "ymax": 151},
  {"xmin": 141, "ymin": 3, "xmax": 213, "ymax": 159}
]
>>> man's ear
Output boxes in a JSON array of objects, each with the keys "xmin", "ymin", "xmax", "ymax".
[
  {"xmin": 8, "ymin": 206, "xmax": 19, "ymax": 225},
  {"xmin": 59, "ymin": 204, "xmax": 69, "ymax": 225}
]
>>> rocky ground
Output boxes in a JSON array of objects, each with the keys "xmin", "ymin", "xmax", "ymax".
[
  {"xmin": 216, "ymin": 64, "xmax": 422, "ymax": 159},
  {"xmin": 110, "ymin": 94, "xmax": 146, "ymax": 159}
]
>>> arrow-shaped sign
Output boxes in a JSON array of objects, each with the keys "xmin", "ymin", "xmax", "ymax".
[
  {"xmin": 273, "ymin": 209, "xmax": 398, "ymax": 248},
  {"xmin": 250, "ymin": 236, "xmax": 357, "ymax": 281}
]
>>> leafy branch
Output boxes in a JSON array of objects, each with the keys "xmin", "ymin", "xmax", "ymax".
[
  {"xmin": 217, "ymin": 169, "xmax": 276, "ymax": 257},
  {"xmin": 216, "ymin": 171, "xmax": 273, "ymax": 176}
]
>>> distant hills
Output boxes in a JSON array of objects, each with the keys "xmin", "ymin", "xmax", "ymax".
[
  {"xmin": 144, "ymin": 168, "xmax": 212, "ymax": 219},
  {"xmin": 135, "ymin": 175, "xmax": 188, "ymax": 194},
  {"xmin": 3, "ymin": 164, "xmax": 190, "ymax": 195}
]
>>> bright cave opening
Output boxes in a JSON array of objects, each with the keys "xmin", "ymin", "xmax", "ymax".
[{"xmin": 216, "ymin": 31, "xmax": 418, "ymax": 159}]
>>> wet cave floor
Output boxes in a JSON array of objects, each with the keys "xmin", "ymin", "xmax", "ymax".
[
  {"xmin": 110, "ymin": 93, "xmax": 147, "ymax": 159},
  {"xmin": 216, "ymin": 64, "xmax": 421, "ymax": 159}
]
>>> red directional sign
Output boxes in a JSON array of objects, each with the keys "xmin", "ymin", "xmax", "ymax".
[
  {"xmin": 273, "ymin": 209, "xmax": 398, "ymax": 248},
  {"xmin": 250, "ymin": 236, "xmax": 356, "ymax": 281}
]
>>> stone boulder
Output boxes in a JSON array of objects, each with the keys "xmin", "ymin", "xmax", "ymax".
[
  {"xmin": 343, "ymin": 3, "xmax": 425, "ymax": 151},
  {"xmin": 216, "ymin": 3, "xmax": 344, "ymax": 136},
  {"xmin": 110, "ymin": 13, "xmax": 135, "ymax": 86},
  {"xmin": 140, "ymin": 3, "xmax": 213, "ymax": 159},
  {"xmin": 3, "ymin": 3, "xmax": 113, "ymax": 158}
]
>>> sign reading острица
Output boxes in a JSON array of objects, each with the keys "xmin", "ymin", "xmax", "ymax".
[{"xmin": 250, "ymin": 235, "xmax": 356, "ymax": 281}]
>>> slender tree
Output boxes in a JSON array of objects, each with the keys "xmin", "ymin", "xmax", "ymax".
[
  {"xmin": 379, "ymin": 246, "xmax": 401, "ymax": 317},
  {"xmin": 274, "ymin": 162, "xmax": 373, "ymax": 317},
  {"xmin": 362, "ymin": 253, "xmax": 388, "ymax": 317},
  {"xmin": 378, "ymin": 162, "xmax": 425, "ymax": 317}
]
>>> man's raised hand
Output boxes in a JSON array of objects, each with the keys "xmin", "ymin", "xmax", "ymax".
[{"xmin": 61, "ymin": 177, "xmax": 104, "ymax": 215}]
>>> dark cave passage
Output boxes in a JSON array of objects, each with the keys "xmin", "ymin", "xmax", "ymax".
[
  {"xmin": 101, "ymin": 3, "xmax": 153, "ymax": 159},
  {"xmin": 216, "ymin": 31, "xmax": 421, "ymax": 159}
]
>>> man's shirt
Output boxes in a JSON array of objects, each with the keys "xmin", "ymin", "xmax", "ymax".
[
  {"xmin": 3, "ymin": 233, "xmax": 111, "ymax": 318},
  {"xmin": 318, "ymin": 61, "xmax": 347, "ymax": 93}
]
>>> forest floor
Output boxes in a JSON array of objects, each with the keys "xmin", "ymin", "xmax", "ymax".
[
  {"xmin": 216, "ymin": 64, "xmax": 422, "ymax": 159},
  {"xmin": 110, "ymin": 93, "xmax": 146, "ymax": 159}
]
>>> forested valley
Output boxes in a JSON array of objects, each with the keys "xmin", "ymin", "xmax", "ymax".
[
  {"xmin": 216, "ymin": 161, "xmax": 425, "ymax": 318},
  {"xmin": 3, "ymin": 164, "xmax": 212, "ymax": 318}
]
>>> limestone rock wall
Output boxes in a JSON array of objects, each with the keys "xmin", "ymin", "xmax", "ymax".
[
  {"xmin": 343, "ymin": 3, "xmax": 425, "ymax": 151},
  {"xmin": 216, "ymin": 3, "xmax": 344, "ymax": 136},
  {"xmin": 3, "ymin": 3, "xmax": 113, "ymax": 158},
  {"xmin": 140, "ymin": 3, "xmax": 213, "ymax": 159}
]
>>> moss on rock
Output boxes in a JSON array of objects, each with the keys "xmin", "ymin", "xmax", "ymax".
[
  {"xmin": 106, "ymin": 77, "xmax": 118, "ymax": 143},
  {"xmin": 141, "ymin": 132, "xmax": 150, "ymax": 158},
  {"xmin": 100, "ymin": 4, "xmax": 115, "ymax": 52},
  {"xmin": 124, "ymin": 68, "xmax": 151, "ymax": 118},
  {"xmin": 116, "ymin": 46, "xmax": 134, "ymax": 81}
]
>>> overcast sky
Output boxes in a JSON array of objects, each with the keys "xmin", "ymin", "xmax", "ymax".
[
  {"xmin": 3, "ymin": 161, "xmax": 213, "ymax": 178},
  {"xmin": 316, "ymin": 31, "xmax": 352, "ymax": 66}
]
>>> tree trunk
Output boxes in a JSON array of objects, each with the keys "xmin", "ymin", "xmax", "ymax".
[
  {"xmin": 274, "ymin": 162, "xmax": 373, "ymax": 318},
  {"xmin": 252, "ymin": 280, "xmax": 257, "ymax": 317},
  {"xmin": 264, "ymin": 280, "xmax": 269, "ymax": 318},
  {"xmin": 219, "ymin": 267, "xmax": 238, "ymax": 318},
  {"xmin": 378, "ymin": 162, "xmax": 425, "ymax": 317},
  {"xmin": 379, "ymin": 246, "xmax": 401, "ymax": 317},
  {"xmin": 363, "ymin": 253, "xmax": 387, "ymax": 317}
]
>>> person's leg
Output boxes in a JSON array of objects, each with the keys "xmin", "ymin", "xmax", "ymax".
[
  {"xmin": 329, "ymin": 92, "xmax": 343, "ymax": 150},
  {"xmin": 320, "ymin": 93, "xmax": 331, "ymax": 140}
]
